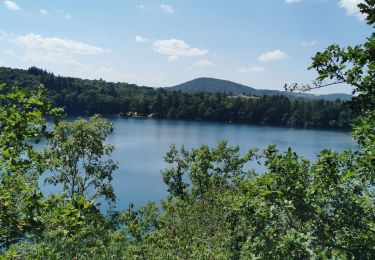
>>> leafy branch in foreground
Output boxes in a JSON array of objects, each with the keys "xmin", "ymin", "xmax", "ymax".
[
  {"xmin": 0, "ymin": 85, "xmax": 62, "ymax": 251},
  {"xmin": 285, "ymin": 0, "xmax": 375, "ymax": 116}
]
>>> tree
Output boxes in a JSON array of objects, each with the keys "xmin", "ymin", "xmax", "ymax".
[
  {"xmin": 45, "ymin": 115, "xmax": 118, "ymax": 204},
  {"xmin": 0, "ymin": 85, "xmax": 61, "ymax": 251},
  {"xmin": 123, "ymin": 142, "xmax": 256, "ymax": 259},
  {"xmin": 162, "ymin": 141, "xmax": 257, "ymax": 200},
  {"xmin": 240, "ymin": 146, "xmax": 375, "ymax": 258}
]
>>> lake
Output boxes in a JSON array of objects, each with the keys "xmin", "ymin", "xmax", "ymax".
[{"xmin": 43, "ymin": 117, "xmax": 357, "ymax": 210}]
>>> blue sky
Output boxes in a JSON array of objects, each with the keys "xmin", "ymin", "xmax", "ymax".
[{"xmin": 0, "ymin": 0, "xmax": 371, "ymax": 94}]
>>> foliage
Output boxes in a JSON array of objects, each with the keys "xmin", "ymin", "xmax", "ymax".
[
  {"xmin": 0, "ymin": 66, "xmax": 353, "ymax": 129},
  {"xmin": 0, "ymin": 86, "xmax": 121, "ymax": 257},
  {"xmin": 3, "ymin": 196, "xmax": 127, "ymax": 259},
  {"xmin": 45, "ymin": 115, "xmax": 118, "ymax": 204},
  {"xmin": 116, "ymin": 140, "xmax": 374, "ymax": 259},
  {"xmin": 241, "ymin": 147, "xmax": 374, "ymax": 258},
  {"xmin": 121, "ymin": 142, "xmax": 254, "ymax": 259},
  {"xmin": 162, "ymin": 141, "xmax": 257, "ymax": 200},
  {"xmin": 0, "ymin": 86, "xmax": 122, "ymax": 258},
  {"xmin": 0, "ymin": 85, "xmax": 61, "ymax": 251}
]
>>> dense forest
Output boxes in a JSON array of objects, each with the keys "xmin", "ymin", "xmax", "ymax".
[
  {"xmin": 0, "ymin": 1, "xmax": 374, "ymax": 259},
  {"xmin": 0, "ymin": 66, "xmax": 352, "ymax": 129}
]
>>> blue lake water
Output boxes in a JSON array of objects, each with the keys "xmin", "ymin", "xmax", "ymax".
[{"xmin": 42, "ymin": 117, "xmax": 357, "ymax": 210}]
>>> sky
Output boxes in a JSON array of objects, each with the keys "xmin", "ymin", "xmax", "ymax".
[{"xmin": 0, "ymin": 0, "xmax": 372, "ymax": 94}]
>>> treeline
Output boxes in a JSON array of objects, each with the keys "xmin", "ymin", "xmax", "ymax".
[
  {"xmin": 0, "ymin": 66, "xmax": 352, "ymax": 129},
  {"xmin": 132, "ymin": 93, "xmax": 352, "ymax": 129}
]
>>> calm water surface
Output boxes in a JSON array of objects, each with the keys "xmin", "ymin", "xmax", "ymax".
[
  {"xmin": 42, "ymin": 117, "xmax": 356, "ymax": 210},
  {"xmin": 96, "ymin": 117, "xmax": 356, "ymax": 210}
]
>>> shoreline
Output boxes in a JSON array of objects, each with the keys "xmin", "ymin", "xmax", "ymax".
[{"xmin": 64, "ymin": 113, "xmax": 352, "ymax": 133}]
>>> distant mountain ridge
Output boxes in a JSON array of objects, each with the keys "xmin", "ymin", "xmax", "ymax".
[{"xmin": 167, "ymin": 77, "xmax": 352, "ymax": 101}]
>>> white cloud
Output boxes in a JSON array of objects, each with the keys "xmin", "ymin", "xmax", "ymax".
[
  {"xmin": 0, "ymin": 32, "xmax": 133, "ymax": 84},
  {"xmin": 238, "ymin": 65, "xmax": 265, "ymax": 73},
  {"xmin": 13, "ymin": 33, "xmax": 111, "ymax": 55},
  {"xmin": 258, "ymin": 49, "xmax": 289, "ymax": 62},
  {"xmin": 194, "ymin": 59, "xmax": 214, "ymax": 67},
  {"xmin": 160, "ymin": 4, "xmax": 174, "ymax": 13},
  {"xmin": 168, "ymin": 56, "xmax": 178, "ymax": 62},
  {"xmin": 3, "ymin": 1, "xmax": 21, "ymax": 11},
  {"xmin": 64, "ymin": 14, "xmax": 72, "ymax": 20},
  {"xmin": 0, "ymin": 31, "xmax": 9, "ymax": 41},
  {"xmin": 285, "ymin": 0, "xmax": 300, "ymax": 4},
  {"xmin": 301, "ymin": 40, "xmax": 317, "ymax": 46},
  {"xmin": 135, "ymin": 35, "xmax": 150, "ymax": 43},
  {"xmin": 338, "ymin": 0, "xmax": 365, "ymax": 21},
  {"xmin": 153, "ymin": 39, "xmax": 207, "ymax": 61},
  {"xmin": 40, "ymin": 9, "xmax": 48, "ymax": 15},
  {"xmin": 136, "ymin": 4, "xmax": 145, "ymax": 10},
  {"xmin": 0, "ymin": 32, "xmax": 115, "ymax": 80},
  {"xmin": 22, "ymin": 50, "xmax": 88, "ymax": 69},
  {"xmin": 4, "ymin": 48, "xmax": 17, "ymax": 57}
]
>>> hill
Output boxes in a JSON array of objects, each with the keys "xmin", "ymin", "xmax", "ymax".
[
  {"xmin": 167, "ymin": 77, "xmax": 352, "ymax": 101},
  {"xmin": 0, "ymin": 66, "xmax": 352, "ymax": 129},
  {"xmin": 168, "ymin": 77, "xmax": 259, "ymax": 96}
]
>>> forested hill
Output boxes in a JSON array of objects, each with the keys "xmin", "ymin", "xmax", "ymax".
[
  {"xmin": 168, "ymin": 77, "xmax": 352, "ymax": 101},
  {"xmin": 0, "ymin": 66, "xmax": 353, "ymax": 129},
  {"xmin": 168, "ymin": 77, "xmax": 259, "ymax": 96}
]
